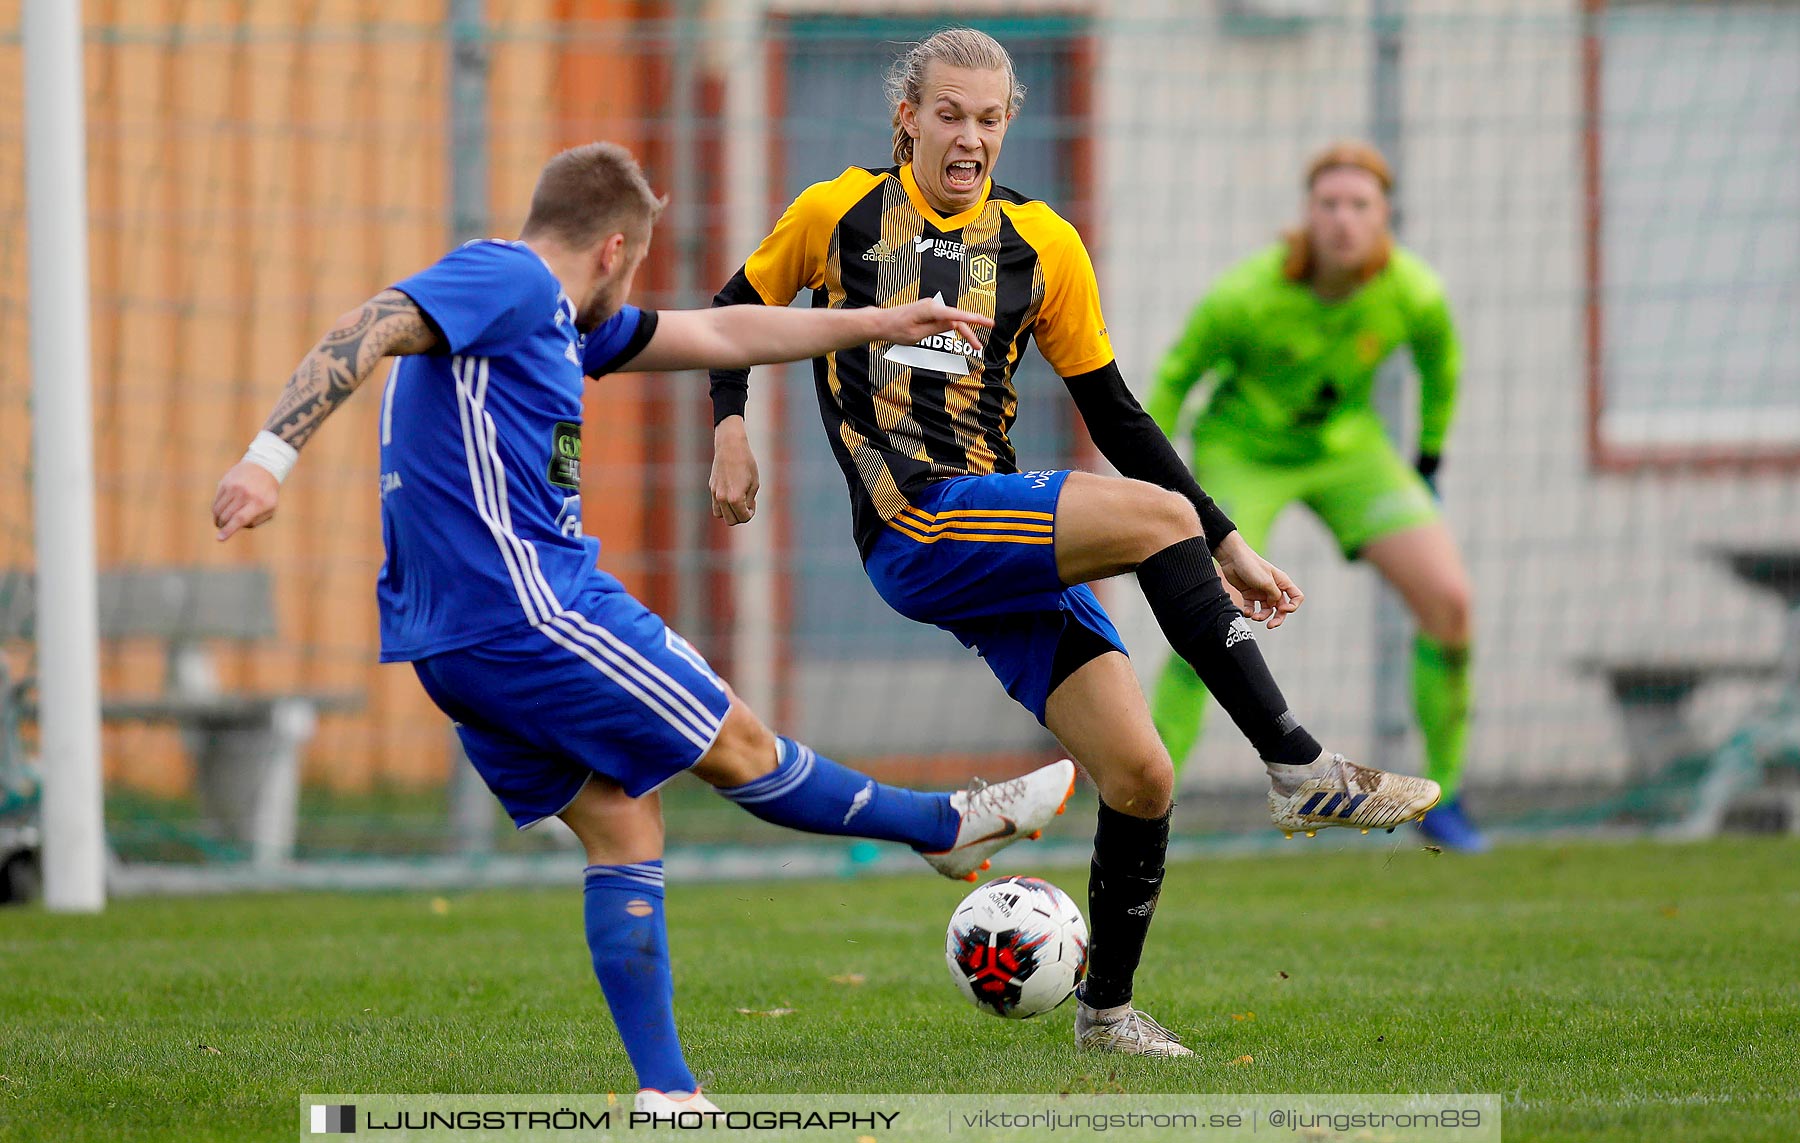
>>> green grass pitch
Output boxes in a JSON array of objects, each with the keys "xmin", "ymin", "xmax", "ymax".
[{"xmin": 2, "ymin": 838, "xmax": 1796, "ymax": 1142}]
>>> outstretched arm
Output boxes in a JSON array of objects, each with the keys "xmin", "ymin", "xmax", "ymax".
[
  {"xmin": 687, "ymin": 294, "xmax": 993, "ymax": 525},
  {"xmin": 614, "ymin": 296, "xmax": 990, "ymax": 375},
  {"xmin": 212, "ymin": 288, "xmax": 439, "ymax": 540}
]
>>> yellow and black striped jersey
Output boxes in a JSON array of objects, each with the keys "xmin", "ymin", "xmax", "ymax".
[{"xmin": 713, "ymin": 163, "xmax": 1116, "ymax": 556}]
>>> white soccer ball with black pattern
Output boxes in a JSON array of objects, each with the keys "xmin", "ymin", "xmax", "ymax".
[{"xmin": 945, "ymin": 875, "xmax": 1088, "ymax": 1019}]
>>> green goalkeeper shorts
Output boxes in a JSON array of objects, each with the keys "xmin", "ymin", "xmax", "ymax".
[{"xmin": 1188, "ymin": 413, "xmax": 1438, "ymax": 557}]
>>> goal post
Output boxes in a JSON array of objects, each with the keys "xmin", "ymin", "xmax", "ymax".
[{"xmin": 24, "ymin": 0, "xmax": 105, "ymax": 912}]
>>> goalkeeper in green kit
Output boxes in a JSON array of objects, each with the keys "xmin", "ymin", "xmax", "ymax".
[{"xmin": 1148, "ymin": 142, "xmax": 1485, "ymax": 851}]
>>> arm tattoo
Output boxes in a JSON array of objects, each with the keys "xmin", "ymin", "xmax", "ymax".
[{"xmin": 261, "ymin": 289, "xmax": 438, "ymax": 449}]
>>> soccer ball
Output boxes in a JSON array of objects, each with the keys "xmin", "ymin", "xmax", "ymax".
[{"xmin": 945, "ymin": 875, "xmax": 1088, "ymax": 1019}]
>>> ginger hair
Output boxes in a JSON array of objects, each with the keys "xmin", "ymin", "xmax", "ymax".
[{"xmin": 1282, "ymin": 141, "xmax": 1395, "ymax": 283}]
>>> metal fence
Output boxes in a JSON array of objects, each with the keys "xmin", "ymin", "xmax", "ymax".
[{"xmin": 1, "ymin": 1, "xmax": 1795, "ymax": 886}]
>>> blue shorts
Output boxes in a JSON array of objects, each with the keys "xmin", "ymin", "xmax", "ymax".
[
  {"xmin": 864, "ymin": 469, "xmax": 1126, "ymax": 724},
  {"xmin": 412, "ymin": 577, "xmax": 732, "ymax": 829}
]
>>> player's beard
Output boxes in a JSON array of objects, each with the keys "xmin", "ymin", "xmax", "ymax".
[{"xmin": 574, "ymin": 281, "xmax": 623, "ymax": 334}]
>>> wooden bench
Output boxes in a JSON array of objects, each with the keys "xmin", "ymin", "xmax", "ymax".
[
  {"xmin": 1576, "ymin": 657, "xmax": 1784, "ymax": 777},
  {"xmin": 0, "ymin": 567, "xmax": 359, "ymax": 868}
]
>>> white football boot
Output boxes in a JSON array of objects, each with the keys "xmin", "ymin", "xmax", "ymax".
[
  {"xmin": 1268, "ymin": 753, "xmax": 1441, "ymax": 838},
  {"xmin": 634, "ymin": 1089, "xmax": 721, "ymax": 1115},
  {"xmin": 1074, "ymin": 997, "xmax": 1195, "ymax": 1058},
  {"xmin": 922, "ymin": 758, "xmax": 1078, "ymax": 882}
]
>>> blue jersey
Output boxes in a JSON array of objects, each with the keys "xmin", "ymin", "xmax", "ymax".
[{"xmin": 376, "ymin": 240, "xmax": 656, "ymax": 661}]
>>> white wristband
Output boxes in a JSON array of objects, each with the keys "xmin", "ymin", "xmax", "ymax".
[{"xmin": 242, "ymin": 431, "xmax": 299, "ymax": 484}]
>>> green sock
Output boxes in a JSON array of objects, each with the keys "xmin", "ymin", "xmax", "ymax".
[
  {"xmin": 1152, "ymin": 654, "xmax": 1211, "ymax": 782},
  {"xmin": 1412, "ymin": 635, "xmax": 1472, "ymax": 798}
]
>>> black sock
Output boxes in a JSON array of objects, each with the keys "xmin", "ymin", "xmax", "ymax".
[
  {"xmin": 1136, "ymin": 537, "xmax": 1321, "ymax": 765},
  {"xmin": 1082, "ymin": 802, "xmax": 1171, "ymax": 1011}
]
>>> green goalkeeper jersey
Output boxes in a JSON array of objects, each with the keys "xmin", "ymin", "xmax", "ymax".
[{"xmin": 1147, "ymin": 242, "xmax": 1460, "ymax": 464}]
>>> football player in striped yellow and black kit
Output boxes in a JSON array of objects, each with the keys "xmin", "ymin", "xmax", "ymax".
[
  {"xmin": 708, "ymin": 28, "xmax": 1440, "ymax": 1056},
  {"xmin": 709, "ymin": 151, "xmax": 1116, "ymax": 557}
]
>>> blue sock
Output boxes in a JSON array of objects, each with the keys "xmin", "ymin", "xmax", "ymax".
[
  {"xmin": 583, "ymin": 861, "xmax": 697, "ymax": 1094},
  {"xmin": 718, "ymin": 737, "xmax": 959, "ymax": 851}
]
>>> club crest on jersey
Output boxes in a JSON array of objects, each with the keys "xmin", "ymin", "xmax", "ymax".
[
  {"xmin": 555, "ymin": 495, "xmax": 582, "ymax": 538},
  {"xmin": 970, "ymin": 253, "xmax": 998, "ymax": 289}
]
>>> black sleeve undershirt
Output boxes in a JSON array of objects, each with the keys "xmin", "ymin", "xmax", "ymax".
[
  {"xmin": 1063, "ymin": 361, "xmax": 1238, "ymax": 550},
  {"xmin": 708, "ymin": 267, "xmax": 765, "ymax": 424}
]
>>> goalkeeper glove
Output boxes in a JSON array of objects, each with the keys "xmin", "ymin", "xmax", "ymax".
[{"xmin": 1416, "ymin": 452, "xmax": 1441, "ymax": 498}]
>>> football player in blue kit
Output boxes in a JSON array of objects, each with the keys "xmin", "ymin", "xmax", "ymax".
[{"xmin": 211, "ymin": 142, "xmax": 1076, "ymax": 1112}]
